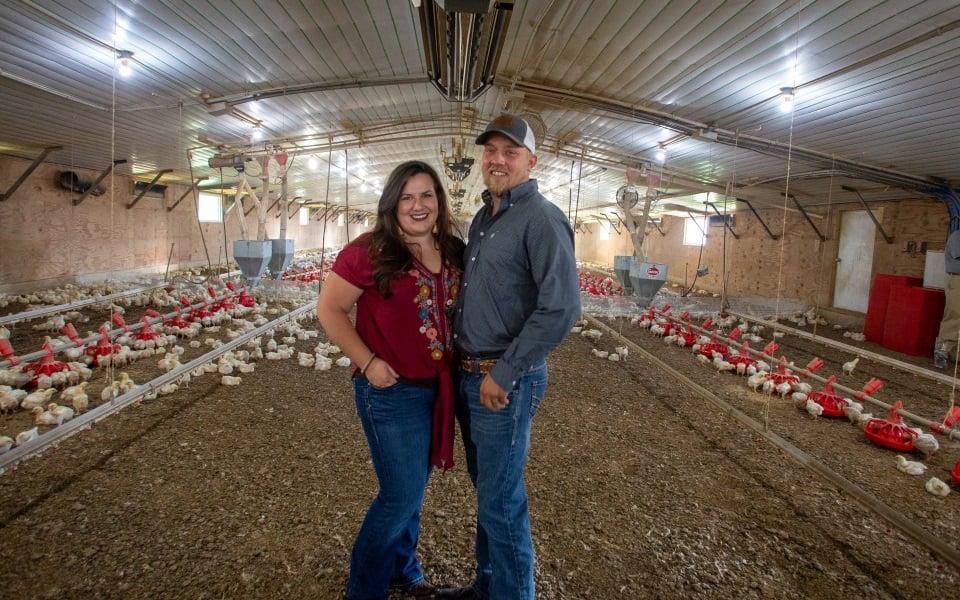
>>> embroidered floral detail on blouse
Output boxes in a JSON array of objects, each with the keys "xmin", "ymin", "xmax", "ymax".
[{"xmin": 411, "ymin": 264, "xmax": 460, "ymax": 361}]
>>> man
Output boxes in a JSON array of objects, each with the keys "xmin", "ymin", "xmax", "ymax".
[
  {"xmin": 439, "ymin": 114, "xmax": 581, "ymax": 599},
  {"xmin": 935, "ymin": 227, "xmax": 960, "ymax": 368}
]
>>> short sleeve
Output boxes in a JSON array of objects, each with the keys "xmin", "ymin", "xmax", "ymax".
[{"xmin": 331, "ymin": 239, "xmax": 374, "ymax": 290}]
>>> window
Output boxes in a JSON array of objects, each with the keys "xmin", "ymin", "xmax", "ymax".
[
  {"xmin": 299, "ymin": 206, "xmax": 310, "ymax": 226},
  {"xmin": 599, "ymin": 221, "xmax": 611, "ymax": 241},
  {"xmin": 197, "ymin": 192, "xmax": 222, "ymax": 223},
  {"xmin": 683, "ymin": 216, "xmax": 707, "ymax": 246}
]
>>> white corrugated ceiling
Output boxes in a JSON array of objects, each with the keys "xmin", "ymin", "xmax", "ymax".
[{"xmin": 0, "ymin": 0, "xmax": 958, "ymax": 225}]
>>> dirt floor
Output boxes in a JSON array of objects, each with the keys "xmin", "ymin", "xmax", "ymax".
[{"xmin": 1, "ymin": 280, "xmax": 959, "ymax": 599}]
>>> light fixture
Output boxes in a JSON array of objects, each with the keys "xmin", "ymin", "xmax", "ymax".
[
  {"xmin": 655, "ymin": 143, "xmax": 666, "ymax": 163},
  {"xmin": 779, "ymin": 86, "xmax": 795, "ymax": 113},
  {"xmin": 337, "ymin": 213, "xmax": 345, "ymax": 226},
  {"xmin": 307, "ymin": 156, "xmax": 319, "ymax": 170},
  {"xmin": 117, "ymin": 50, "xmax": 134, "ymax": 77},
  {"xmin": 251, "ymin": 123, "xmax": 262, "ymax": 141}
]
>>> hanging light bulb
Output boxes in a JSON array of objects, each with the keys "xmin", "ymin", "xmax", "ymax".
[
  {"xmin": 780, "ymin": 87, "xmax": 795, "ymax": 113},
  {"xmin": 251, "ymin": 123, "xmax": 262, "ymax": 141},
  {"xmin": 117, "ymin": 50, "xmax": 134, "ymax": 77},
  {"xmin": 655, "ymin": 143, "xmax": 666, "ymax": 164}
]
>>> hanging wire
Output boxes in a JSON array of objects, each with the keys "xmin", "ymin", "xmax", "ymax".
[
  {"xmin": 772, "ymin": 5, "xmax": 803, "ymax": 324},
  {"xmin": 808, "ymin": 155, "xmax": 836, "ymax": 338},
  {"xmin": 318, "ymin": 138, "xmax": 333, "ymax": 289}
]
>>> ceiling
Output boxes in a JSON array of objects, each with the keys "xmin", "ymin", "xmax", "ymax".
[{"xmin": 1, "ymin": 0, "xmax": 958, "ymax": 228}]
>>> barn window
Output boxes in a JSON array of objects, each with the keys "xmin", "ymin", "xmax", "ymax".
[
  {"xmin": 599, "ymin": 221, "xmax": 611, "ymax": 240},
  {"xmin": 683, "ymin": 216, "xmax": 707, "ymax": 246},
  {"xmin": 197, "ymin": 192, "xmax": 222, "ymax": 223}
]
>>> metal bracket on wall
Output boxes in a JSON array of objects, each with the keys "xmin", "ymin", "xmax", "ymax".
[
  {"xmin": 648, "ymin": 218, "xmax": 665, "ymax": 236},
  {"xmin": 734, "ymin": 198, "xmax": 779, "ymax": 240},
  {"xmin": 705, "ymin": 202, "xmax": 739, "ymax": 240},
  {"xmin": 166, "ymin": 176, "xmax": 208, "ymax": 212},
  {"xmin": 601, "ymin": 213, "xmax": 622, "ymax": 235},
  {"xmin": 0, "ymin": 145, "xmax": 63, "ymax": 202},
  {"xmin": 841, "ymin": 185, "xmax": 894, "ymax": 244},
  {"xmin": 127, "ymin": 169, "xmax": 172, "ymax": 209},
  {"xmin": 783, "ymin": 193, "xmax": 826, "ymax": 241},
  {"xmin": 73, "ymin": 159, "xmax": 127, "ymax": 206}
]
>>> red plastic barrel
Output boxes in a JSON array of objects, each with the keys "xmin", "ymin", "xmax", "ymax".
[
  {"xmin": 864, "ymin": 274, "xmax": 922, "ymax": 343},
  {"xmin": 881, "ymin": 285, "xmax": 945, "ymax": 356}
]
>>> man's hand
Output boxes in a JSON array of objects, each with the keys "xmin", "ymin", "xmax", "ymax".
[{"xmin": 479, "ymin": 374, "xmax": 509, "ymax": 411}]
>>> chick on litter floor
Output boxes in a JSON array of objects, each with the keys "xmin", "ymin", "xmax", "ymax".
[
  {"xmin": 895, "ymin": 455, "xmax": 927, "ymax": 476},
  {"xmin": 924, "ymin": 476, "xmax": 951, "ymax": 497}
]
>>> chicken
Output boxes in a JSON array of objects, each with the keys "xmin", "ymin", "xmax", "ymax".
[
  {"xmin": 314, "ymin": 355, "xmax": 333, "ymax": 371},
  {"xmin": 895, "ymin": 455, "xmax": 927, "ymax": 476},
  {"xmin": 614, "ymin": 346, "xmax": 629, "ymax": 360},
  {"xmin": 607, "ymin": 353, "xmax": 621, "ymax": 362},
  {"xmin": 101, "ymin": 381, "xmax": 121, "ymax": 402},
  {"xmin": 15, "ymin": 426, "xmax": 39, "ymax": 446},
  {"xmin": 804, "ymin": 399, "xmax": 824, "ymax": 418},
  {"xmin": 775, "ymin": 381, "xmax": 793, "ymax": 398},
  {"xmin": 842, "ymin": 356, "xmax": 860, "ymax": 375},
  {"xmin": 335, "ymin": 356, "xmax": 352, "ymax": 368},
  {"xmin": 591, "ymin": 348, "xmax": 609, "ymax": 359},
  {"xmin": 0, "ymin": 435, "xmax": 13, "ymax": 454},
  {"xmin": 0, "ymin": 388, "xmax": 27, "ymax": 415},
  {"xmin": 49, "ymin": 402, "xmax": 74, "ymax": 423},
  {"xmin": 221, "ymin": 375, "xmax": 242, "ymax": 386},
  {"xmin": 924, "ymin": 476, "xmax": 951, "ymax": 497},
  {"xmin": 791, "ymin": 392, "xmax": 808, "ymax": 410},
  {"xmin": 747, "ymin": 372, "xmax": 766, "ymax": 392},
  {"xmin": 118, "ymin": 372, "xmax": 137, "ymax": 394},
  {"xmin": 21, "ymin": 388, "xmax": 57, "ymax": 410},
  {"xmin": 842, "ymin": 404, "xmax": 862, "ymax": 424},
  {"xmin": 71, "ymin": 385, "xmax": 89, "ymax": 414},
  {"xmin": 913, "ymin": 433, "xmax": 939, "ymax": 459}
]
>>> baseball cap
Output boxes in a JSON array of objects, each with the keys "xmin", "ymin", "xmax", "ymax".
[{"xmin": 476, "ymin": 113, "xmax": 536, "ymax": 154}]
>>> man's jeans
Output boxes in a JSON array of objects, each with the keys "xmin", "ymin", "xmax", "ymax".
[
  {"xmin": 456, "ymin": 360, "xmax": 547, "ymax": 600},
  {"xmin": 346, "ymin": 378, "xmax": 434, "ymax": 600}
]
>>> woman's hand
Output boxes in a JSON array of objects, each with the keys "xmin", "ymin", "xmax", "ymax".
[{"xmin": 365, "ymin": 356, "xmax": 399, "ymax": 388}]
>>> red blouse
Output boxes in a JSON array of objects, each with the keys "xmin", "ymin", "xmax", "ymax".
[
  {"xmin": 330, "ymin": 232, "xmax": 462, "ymax": 472},
  {"xmin": 332, "ymin": 232, "xmax": 461, "ymax": 379}
]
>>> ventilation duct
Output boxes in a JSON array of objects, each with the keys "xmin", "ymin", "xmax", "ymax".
[{"xmin": 418, "ymin": 0, "xmax": 513, "ymax": 102}]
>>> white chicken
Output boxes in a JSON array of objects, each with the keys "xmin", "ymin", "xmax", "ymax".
[
  {"xmin": 45, "ymin": 402, "xmax": 74, "ymax": 425},
  {"xmin": 895, "ymin": 455, "xmax": 927, "ymax": 476},
  {"xmin": 221, "ymin": 375, "xmax": 242, "ymax": 386},
  {"xmin": 21, "ymin": 388, "xmax": 57, "ymax": 410},
  {"xmin": 614, "ymin": 346, "xmax": 628, "ymax": 359},
  {"xmin": 591, "ymin": 348, "xmax": 609, "ymax": 359},
  {"xmin": 913, "ymin": 433, "xmax": 939, "ymax": 459},
  {"xmin": 580, "ymin": 328, "xmax": 603, "ymax": 341},
  {"xmin": 0, "ymin": 435, "xmax": 13, "ymax": 454},
  {"xmin": 101, "ymin": 381, "xmax": 121, "ymax": 402},
  {"xmin": 804, "ymin": 399, "xmax": 824, "ymax": 418},
  {"xmin": 15, "ymin": 426, "xmax": 39, "ymax": 446},
  {"xmin": 924, "ymin": 476, "xmax": 951, "ymax": 497},
  {"xmin": 1, "ymin": 388, "xmax": 27, "ymax": 414},
  {"xmin": 841, "ymin": 356, "xmax": 860, "ymax": 375}
]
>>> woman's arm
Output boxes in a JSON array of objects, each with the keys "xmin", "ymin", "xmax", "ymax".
[{"xmin": 316, "ymin": 272, "xmax": 397, "ymax": 386}]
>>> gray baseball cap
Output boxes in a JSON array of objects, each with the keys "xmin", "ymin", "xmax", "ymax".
[{"xmin": 476, "ymin": 113, "xmax": 536, "ymax": 154}]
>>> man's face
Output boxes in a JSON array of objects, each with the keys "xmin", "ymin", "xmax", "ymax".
[{"xmin": 480, "ymin": 133, "xmax": 538, "ymax": 199}]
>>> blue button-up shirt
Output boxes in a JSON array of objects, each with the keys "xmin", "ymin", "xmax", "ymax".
[{"xmin": 454, "ymin": 179, "xmax": 581, "ymax": 389}]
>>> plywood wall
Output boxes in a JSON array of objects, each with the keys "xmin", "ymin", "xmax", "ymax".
[
  {"xmin": 576, "ymin": 196, "xmax": 950, "ymax": 312},
  {"xmin": 0, "ymin": 155, "xmax": 367, "ymax": 292}
]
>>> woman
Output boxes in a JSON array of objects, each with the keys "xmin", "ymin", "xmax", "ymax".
[{"xmin": 316, "ymin": 160, "xmax": 464, "ymax": 600}]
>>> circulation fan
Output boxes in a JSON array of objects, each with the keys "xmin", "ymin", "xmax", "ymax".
[{"xmin": 616, "ymin": 185, "xmax": 639, "ymax": 210}]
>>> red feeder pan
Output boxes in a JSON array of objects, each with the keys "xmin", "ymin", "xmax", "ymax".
[
  {"xmin": 863, "ymin": 400, "xmax": 916, "ymax": 452},
  {"xmin": 84, "ymin": 327, "xmax": 122, "ymax": 363},
  {"xmin": 132, "ymin": 316, "xmax": 162, "ymax": 341},
  {"xmin": 24, "ymin": 340, "xmax": 71, "ymax": 384},
  {"xmin": 952, "ymin": 461, "xmax": 960, "ymax": 485},
  {"xmin": 807, "ymin": 375, "xmax": 848, "ymax": 418}
]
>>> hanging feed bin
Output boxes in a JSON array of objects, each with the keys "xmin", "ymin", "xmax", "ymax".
[
  {"xmin": 864, "ymin": 400, "xmax": 917, "ymax": 452},
  {"xmin": 233, "ymin": 240, "xmax": 272, "ymax": 286},
  {"xmin": 613, "ymin": 255, "xmax": 633, "ymax": 295},
  {"xmin": 629, "ymin": 260, "xmax": 668, "ymax": 303}
]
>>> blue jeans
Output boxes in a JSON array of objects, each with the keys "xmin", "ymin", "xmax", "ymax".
[
  {"xmin": 455, "ymin": 360, "xmax": 547, "ymax": 600},
  {"xmin": 345, "ymin": 378, "xmax": 434, "ymax": 600}
]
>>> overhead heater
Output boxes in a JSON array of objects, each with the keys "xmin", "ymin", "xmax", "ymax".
[{"xmin": 418, "ymin": 0, "xmax": 514, "ymax": 102}]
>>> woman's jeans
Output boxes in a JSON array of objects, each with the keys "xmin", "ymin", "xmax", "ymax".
[
  {"xmin": 456, "ymin": 360, "xmax": 547, "ymax": 600},
  {"xmin": 345, "ymin": 378, "xmax": 434, "ymax": 600}
]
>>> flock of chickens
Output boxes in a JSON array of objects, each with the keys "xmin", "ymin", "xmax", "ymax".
[
  {"xmin": 0, "ymin": 272, "xmax": 347, "ymax": 460},
  {"xmin": 575, "ymin": 305, "xmax": 957, "ymax": 499}
]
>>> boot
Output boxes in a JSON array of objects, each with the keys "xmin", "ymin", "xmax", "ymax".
[{"xmin": 934, "ymin": 338, "xmax": 950, "ymax": 369}]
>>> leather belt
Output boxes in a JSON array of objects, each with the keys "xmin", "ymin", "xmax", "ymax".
[{"xmin": 460, "ymin": 357, "xmax": 498, "ymax": 375}]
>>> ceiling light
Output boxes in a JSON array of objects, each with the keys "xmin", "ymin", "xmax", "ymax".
[
  {"xmin": 780, "ymin": 87, "xmax": 795, "ymax": 113},
  {"xmin": 117, "ymin": 50, "xmax": 134, "ymax": 77},
  {"xmin": 307, "ymin": 156, "xmax": 319, "ymax": 170},
  {"xmin": 655, "ymin": 144, "xmax": 666, "ymax": 163},
  {"xmin": 251, "ymin": 123, "xmax": 262, "ymax": 141}
]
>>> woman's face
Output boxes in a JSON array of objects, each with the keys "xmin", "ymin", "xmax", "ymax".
[{"xmin": 396, "ymin": 172, "xmax": 439, "ymax": 239}]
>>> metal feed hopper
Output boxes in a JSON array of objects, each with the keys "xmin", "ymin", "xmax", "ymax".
[
  {"xmin": 233, "ymin": 240, "xmax": 272, "ymax": 286},
  {"xmin": 614, "ymin": 255, "xmax": 633, "ymax": 295},
  {"xmin": 630, "ymin": 261, "xmax": 668, "ymax": 304},
  {"xmin": 268, "ymin": 238, "xmax": 294, "ymax": 278}
]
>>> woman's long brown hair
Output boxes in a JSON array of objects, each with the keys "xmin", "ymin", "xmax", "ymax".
[{"xmin": 364, "ymin": 160, "xmax": 465, "ymax": 298}]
